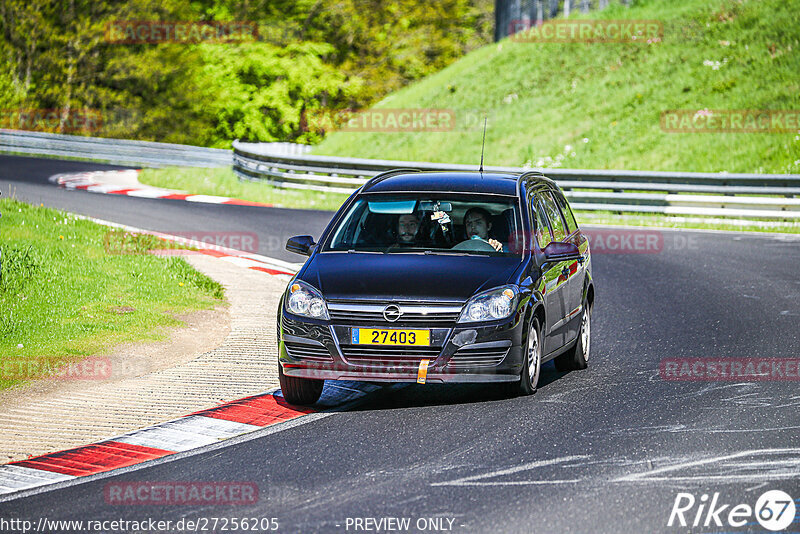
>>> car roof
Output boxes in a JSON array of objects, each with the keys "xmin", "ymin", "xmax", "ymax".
[{"xmin": 362, "ymin": 171, "xmax": 548, "ymax": 196}]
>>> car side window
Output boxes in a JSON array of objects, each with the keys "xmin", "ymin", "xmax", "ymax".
[
  {"xmin": 539, "ymin": 192, "xmax": 567, "ymax": 242},
  {"xmin": 553, "ymin": 191, "xmax": 578, "ymax": 235},
  {"xmin": 532, "ymin": 197, "xmax": 553, "ymax": 249}
]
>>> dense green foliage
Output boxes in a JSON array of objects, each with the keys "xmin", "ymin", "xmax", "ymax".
[
  {"xmin": 0, "ymin": 0, "xmax": 492, "ymax": 147},
  {"xmin": 315, "ymin": 0, "xmax": 800, "ymax": 174}
]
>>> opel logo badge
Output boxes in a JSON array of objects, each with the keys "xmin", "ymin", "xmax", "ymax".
[{"xmin": 383, "ymin": 304, "xmax": 403, "ymax": 322}]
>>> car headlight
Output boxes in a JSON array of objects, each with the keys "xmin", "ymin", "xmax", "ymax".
[
  {"xmin": 285, "ymin": 281, "xmax": 329, "ymax": 320},
  {"xmin": 458, "ymin": 286, "xmax": 519, "ymax": 323}
]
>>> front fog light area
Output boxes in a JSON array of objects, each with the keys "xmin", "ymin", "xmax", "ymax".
[
  {"xmin": 459, "ymin": 286, "xmax": 518, "ymax": 323},
  {"xmin": 286, "ymin": 282, "xmax": 329, "ymax": 319}
]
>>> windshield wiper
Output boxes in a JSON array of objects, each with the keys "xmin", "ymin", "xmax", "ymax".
[
  {"xmin": 347, "ymin": 249, "xmax": 382, "ymax": 254},
  {"xmin": 423, "ymin": 249, "xmax": 471, "ymax": 256}
]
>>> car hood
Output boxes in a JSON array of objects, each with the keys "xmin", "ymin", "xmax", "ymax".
[{"xmin": 302, "ymin": 252, "xmax": 522, "ymax": 302}]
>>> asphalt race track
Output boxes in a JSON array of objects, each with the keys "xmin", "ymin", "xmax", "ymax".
[
  {"xmin": 0, "ymin": 155, "xmax": 331, "ymax": 263},
  {"xmin": 1, "ymin": 155, "xmax": 799, "ymax": 533}
]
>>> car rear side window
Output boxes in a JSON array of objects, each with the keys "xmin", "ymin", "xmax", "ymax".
[
  {"xmin": 539, "ymin": 192, "xmax": 567, "ymax": 242},
  {"xmin": 533, "ymin": 200, "xmax": 552, "ymax": 249},
  {"xmin": 553, "ymin": 191, "xmax": 578, "ymax": 235}
]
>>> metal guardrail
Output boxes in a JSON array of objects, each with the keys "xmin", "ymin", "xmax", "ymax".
[
  {"xmin": 233, "ymin": 140, "xmax": 800, "ymax": 220},
  {"xmin": 0, "ymin": 129, "xmax": 232, "ymax": 168},
  {"xmin": 2, "ymin": 130, "xmax": 797, "ymax": 220}
]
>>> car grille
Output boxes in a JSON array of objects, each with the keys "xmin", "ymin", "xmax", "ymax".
[
  {"xmin": 340, "ymin": 345, "xmax": 442, "ymax": 366},
  {"xmin": 284, "ymin": 341, "xmax": 334, "ymax": 362},
  {"xmin": 447, "ymin": 345, "xmax": 510, "ymax": 368},
  {"xmin": 328, "ymin": 302, "xmax": 462, "ymax": 326}
]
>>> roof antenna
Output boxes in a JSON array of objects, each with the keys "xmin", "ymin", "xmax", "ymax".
[{"xmin": 479, "ymin": 116, "xmax": 487, "ymax": 174}]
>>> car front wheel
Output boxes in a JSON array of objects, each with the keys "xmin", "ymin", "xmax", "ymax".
[
  {"xmin": 278, "ymin": 362, "xmax": 324, "ymax": 405},
  {"xmin": 515, "ymin": 317, "xmax": 542, "ymax": 396}
]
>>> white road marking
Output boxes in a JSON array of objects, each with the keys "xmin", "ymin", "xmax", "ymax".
[
  {"xmin": 86, "ymin": 184, "xmax": 126, "ymax": 193},
  {"xmin": 164, "ymin": 415, "xmax": 262, "ymax": 438},
  {"xmin": 615, "ymin": 448, "xmax": 800, "ymax": 482},
  {"xmin": 185, "ymin": 194, "xmax": 229, "ymax": 203},
  {"xmin": 125, "ymin": 189, "xmax": 176, "ymax": 198},
  {"xmin": 431, "ymin": 455, "xmax": 589, "ymax": 487},
  {"xmin": 111, "ymin": 415, "xmax": 261, "ymax": 452},
  {"xmin": 63, "ymin": 180, "xmax": 98, "ymax": 188},
  {"xmin": 0, "ymin": 465, "xmax": 75, "ymax": 494}
]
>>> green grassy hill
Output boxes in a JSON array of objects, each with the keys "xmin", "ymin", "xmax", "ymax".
[{"xmin": 313, "ymin": 0, "xmax": 800, "ymax": 174}]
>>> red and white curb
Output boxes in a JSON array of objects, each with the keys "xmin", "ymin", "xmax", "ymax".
[
  {"xmin": 49, "ymin": 170, "xmax": 273, "ymax": 207},
  {"xmin": 0, "ymin": 215, "xmax": 324, "ymax": 498},
  {"xmin": 0, "ymin": 383, "xmax": 380, "ymax": 498}
]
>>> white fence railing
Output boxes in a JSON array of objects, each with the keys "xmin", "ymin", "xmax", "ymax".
[{"xmin": 233, "ymin": 141, "xmax": 800, "ymax": 220}]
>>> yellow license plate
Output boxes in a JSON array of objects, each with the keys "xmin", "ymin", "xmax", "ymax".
[{"xmin": 352, "ymin": 328, "xmax": 430, "ymax": 346}]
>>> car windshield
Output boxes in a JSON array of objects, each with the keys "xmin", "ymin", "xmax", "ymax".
[{"xmin": 324, "ymin": 195, "xmax": 522, "ymax": 256}]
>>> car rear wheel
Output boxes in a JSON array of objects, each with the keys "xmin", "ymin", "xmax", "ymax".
[
  {"xmin": 278, "ymin": 362, "xmax": 324, "ymax": 405},
  {"xmin": 513, "ymin": 317, "xmax": 542, "ymax": 396},
  {"xmin": 555, "ymin": 303, "xmax": 591, "ymax": 372}
]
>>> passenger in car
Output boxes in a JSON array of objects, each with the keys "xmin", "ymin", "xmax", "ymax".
[
  {"xmin": 395, "ymin": 213, "xmax": 420, "ymax": 245},
  {"xmin": 463, "ymin": 207, "xmax": 505, "ymax": 252}
]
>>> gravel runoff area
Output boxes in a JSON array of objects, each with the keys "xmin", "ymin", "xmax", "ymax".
[{"xmin": 0, "ymin": 254, "xmax": 288, "ymax": 463}]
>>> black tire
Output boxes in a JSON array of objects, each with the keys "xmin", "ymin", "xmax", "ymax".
[
  {"xmin": 507, "ymin": 317, "xmax": 542, "ymax": 397},
  {"xmin": 555, "ymin": 303, "xmax": 591, "ymax": 372},
  {"xmin": 278, "ymin": 362, "xmax": 324, "ymax": 405}
]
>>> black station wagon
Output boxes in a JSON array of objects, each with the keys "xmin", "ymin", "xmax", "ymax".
[{"xmin": 278, "ymin": 170, "xmax": 594, "ymax": 405}]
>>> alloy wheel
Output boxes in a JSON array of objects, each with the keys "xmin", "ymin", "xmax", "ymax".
[
  {"xmin": 581, "ymin": 308, "xmax": 591, "ymax": 362},
  {"xmin": 527, "ymin": 322, "xmax": 541, "ymax": 389}
]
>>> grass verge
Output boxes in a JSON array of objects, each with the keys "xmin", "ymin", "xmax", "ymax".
[{"xmin": 0, "ymin": 198, "xmax": 225, "ymax": 391}]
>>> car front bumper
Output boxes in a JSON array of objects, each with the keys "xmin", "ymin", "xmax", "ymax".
[{"xmin": 279, "ymin": 310, "xmax": 527, "ymax": 384}]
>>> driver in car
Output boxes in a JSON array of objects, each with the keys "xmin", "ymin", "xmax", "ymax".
[{"xmin": 463, "ymin": 207, "xmax": 505, "ymax": 252}]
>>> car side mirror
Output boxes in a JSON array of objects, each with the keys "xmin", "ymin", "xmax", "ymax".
[
  {"xmin": 286, "ymin": 235, "xmax": 316, "ymax": 256},
  {"xmin": 543, "ymin": 241, "xmax": 581, "ymax": 262}
]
